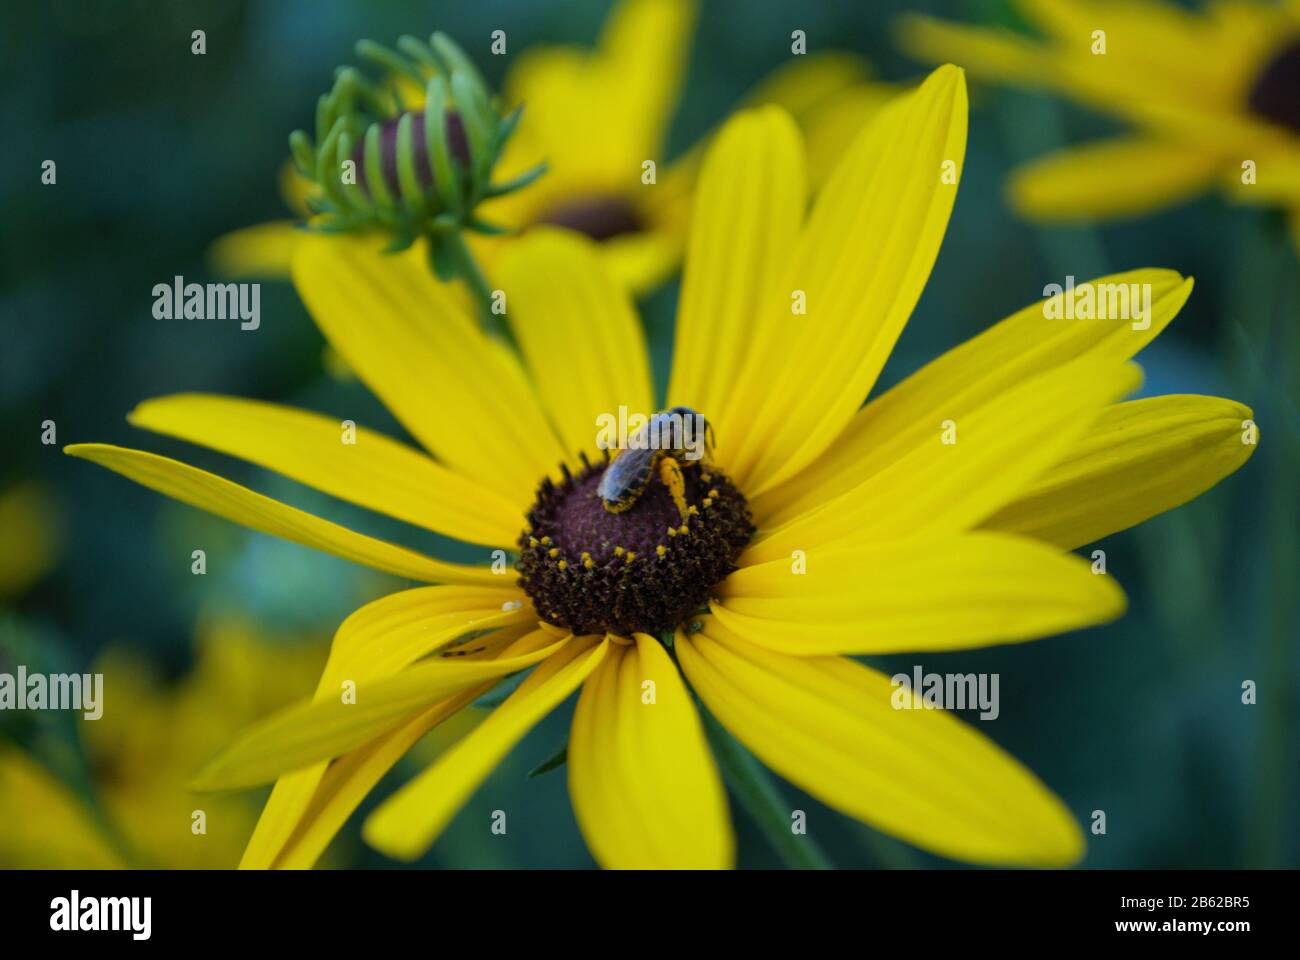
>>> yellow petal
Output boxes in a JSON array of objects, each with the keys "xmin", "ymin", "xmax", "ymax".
[
  {"xmin": 271, "ymin": 685, "xmax": 487, "ymax": 869},
  {"xmin": 1009, "ymin": 139, "xmax": 1222, "ymax": 221},
  {"xmin": 984, "ymin": 395, "xmax": 1257, "ymax": 548},
  {"xmin": 311, "ymin": 585, "xmax": 532, "ymax": 687},
  {"xmin": 1016, "ymin": 0, "xmax": 1221, "ymax": 77},
  {"xmin": 677, "ymin": 624, "xmax": 1084, "ymax": 866},
  {"xmin": 497, "ymin": 230, "xmax": 653, "ymax": 461},
  {"xmin": 744, "ymin": 51, "xmax": 874, "ymax": 119},
  {"xmin": 636, "ymin": 50, "xmax": 873, "ymax": 208},
  {"xmin": 1115, "ymin": 95, "xmax": 1294, "ymax": 162},
  {"xmin": 747, "ymin": 359, "xmax": 1141, "ymax": 562},
  {"xmin": 902, "ymin": 5, "xmax": 1248, "ymax": 137},
  {"xmin": 192, "ymin": 636, "xmax": 562, "ymax": 790},
  {"xmin": 632, "ymin": 52, "xmax": 872, "ymax": 290},
  {"xmin": 715, "ymin": 532, "xmax": 1125, "ymax": 655},
  {"xmin": 497, "ymin": 48, "xmax": 606, "ymax": 197},
  {"xmin": 667, "ymin": 106, "xmax": 806, "ymax": 456},
  {"xmin": 568, "ymin": 634, "xmax": 732, "ymax": 868},
  {"xmin": 279, "ymin": 160, "xmax": 317, "ymax": 217},
  {"xmin": 291, "ymin": 232, "xmax": 564, "ymax": 506},
  {"xmin": 735, "ymin": 52, "xmax": 886, "ymax": 188},
  {"xmin": 129, "ymin": 393, "xmax": 522, "ymax": 547},
  {"xmin": 1222, "ymin": 151, "xmax": 1300, "ymax": 205},
  {"xmin": 0, "ymin": 746, "xmax": 125, "ymax": 869},
  {"xmin": 754, "ymin": 270, "xmax": 1190, "ymax": 528},
  {"xmin": 595, "ymin": 0, "xmax": 697, "ymax": 165},
  {"xmin": 896, "ymin": 14, "xmax": 1055, "ymax": 87},
  {"xmin": 65, "ymin": 443, "xmax": 501, "ymax": 585},
  {"xmin": 207, "ymin": 220, "xmax": 301, "ymax": 279},
  {"xmin": 596, "ymin": 223, "xmax": 686, "ymax": 296},
  {"xmin": 363, "ymin": 636, "xmax": 608, "ymax": 861},
  {"xmin": 799, "ymin": 82, "xmax": 899, "ymax": 186},
  {"xmin": 241, "ymin": 770, "xmax": 326, "ymax": 869},
  {"xmin": 491, "ymin": 0, "xmax": 694, "ymax": 200},
  {"xmin": 725, "ymin": 65, "xmax": 968, "ymax": 496},
  {"xmin": 238, "ymin": 585, "xmax": 531, "ymax": 867},
  {"xmin": 1016, "ymin": 0, "xmax": 1239, "ymax": 106}
]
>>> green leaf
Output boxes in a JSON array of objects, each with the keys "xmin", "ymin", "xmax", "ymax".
[{"xmin": 527, "ymin": 743, "xmax": 568, "ymax": 779}]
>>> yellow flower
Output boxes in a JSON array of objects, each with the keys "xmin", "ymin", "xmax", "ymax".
[
  {"xmin": 69, "ymin": 65, "xmax": 1256, "ymax": 869},
  {"xmin": 0, "ymin": 747, "xmax": 124, "ymax": 869},
  {"xmin": 210, "ymin": 0, "xmax": 881, "ymax": 294},
  {"xmin": 899, "ymin": 0, "xmax": 1300, "ymax": 246},
  {"xmin": 0, "ymin": 617, "xmax": 325, "ymax": 868},
  {"xmin": 0, "ymin": 483, "xmax": 62, "ymax": 599}
]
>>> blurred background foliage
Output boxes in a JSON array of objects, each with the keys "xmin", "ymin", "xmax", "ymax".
[{"xmin": 0, "ymin": 0, "xmax": 1295, "ymax": 868}]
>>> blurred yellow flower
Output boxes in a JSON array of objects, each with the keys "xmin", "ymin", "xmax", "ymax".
[
  {"xmin": 0, "ymin": 483, "xmax": 62, "ymax": 600},
  {"xmin": 0, "ymin": 618, "xmax": 324, "ymax": 868},
  {"xmin": 69, "ymin": 65, "xmax": 1256, "ymax": 869},
  {"xmin": 0, "ymin": 747, "xmax": 124, "ymax": 869},
  {"xmin": 899, "ymin": 0, "xmax": 1300, "ymax": 246},
  {"xmin": 209, "ymin": 0, "xmax": 882, "ymax": 294}
]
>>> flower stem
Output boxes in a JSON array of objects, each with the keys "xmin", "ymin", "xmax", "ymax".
[
  {"xmin": 440, "ymin": 229, "xmax": 509, "ymax": 341},
  {"xmin": 701, "ymin": 708, "xmax": 832, "ymax": 869}
]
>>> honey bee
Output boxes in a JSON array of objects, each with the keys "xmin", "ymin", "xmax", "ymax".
[{"xmin": 596, "ymin": 406, "xmax": 713, "ymax": 519}]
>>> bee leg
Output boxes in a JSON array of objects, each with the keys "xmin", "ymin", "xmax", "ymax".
[{"xmin": 658, "ymin": 456, "xmax": 689, "ymax": 522}]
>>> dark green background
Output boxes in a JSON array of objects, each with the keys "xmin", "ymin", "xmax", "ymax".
[{"xmin": 1, "ymin": 0, "xmax": 1295, "ymax": 868}]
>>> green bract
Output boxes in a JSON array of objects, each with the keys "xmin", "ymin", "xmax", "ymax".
[{"xmin": 289, "ymin": 32, "xmax": 545, "ymax": 285}]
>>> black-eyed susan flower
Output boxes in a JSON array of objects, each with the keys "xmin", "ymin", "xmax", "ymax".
[
  {"xmin": 0, "ymin": 618, "xmax": 324, "ymax": 868},
  {"xmin": 69, "ymin": 65, "xmax": 1256, "ymax": 869},
  {"xmin": 899, "ymin": 0, "xmax": 1300, "ymax": 247},
  {"xmin": 211, "ymin": 0, "xmax": 882, "ymax": 295}
]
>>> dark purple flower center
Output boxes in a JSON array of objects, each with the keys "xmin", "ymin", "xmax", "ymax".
[
  {"xmin": 1248, "ymin": 38, "xmax": 1300, "ymax": 133},
  {"xmin": 535, "ymin": 195, "xmax": 645, "ymax": 242},
  {"xmin": 517, "ymin": 454, "xmax": 752, "ymax": 637}
]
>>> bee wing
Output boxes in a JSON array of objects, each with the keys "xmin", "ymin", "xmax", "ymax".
[{"xmin": 597, "ymin": 447, "xmax": 654, "ymax": 501}]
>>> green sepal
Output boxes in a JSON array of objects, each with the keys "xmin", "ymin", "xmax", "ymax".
[
  {"xmin": 493, "ymin": 104, "xmax": 524, "ymax": 153},
  {"xmin": 485, "ymin": 161, "xmax": 548, "ymax": 199},
  {"xmin": 289, "ymin": 130, "xmax": 316, "ymax": 179},
  {"xmin": 426, "ymin": 229, "xmax": 460, "ymax": 282},
  {"xmin": 431, "ymin": 31, "xmax": 487, "ymax": 93},
  {"xmin": 424, "ymin": 75, "xmax": 461, "ymax": 216},
  {"xmin": 355, "ymin": 39, "xmax": 424, "ymax": 86},
  {"xmin": 336, "ymin": 130, "xmax": 373, "ymax": 215},
  {"xmin": 383, "ymin": 230, "xmax": 416, "ymax": 254},
  {"xmin": 304, "ymin": 217, "xmax": 356, "ymax": 235},
  {"xmin": 362, "ymin": 122, "xmax": 395, "ymax": 209},
  {"xmin": 394, "ymin": 112, "xmax": 426, "ymax": 209},
  {"xmin": 466, "ymin": 215, "xmax": 514, "ymax": 236},
  {"xmin": 451, "ymin": 69, "xmax": 492, "ymax": 188},
  {"xmin": 396, "ymin": 34, "xmax": 440, "ymax": 72}
]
